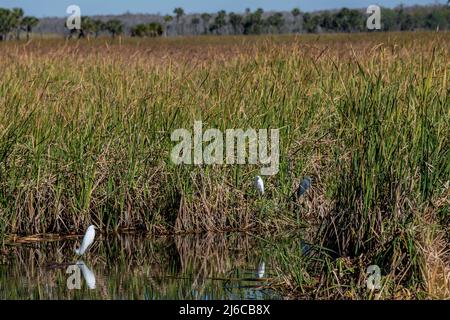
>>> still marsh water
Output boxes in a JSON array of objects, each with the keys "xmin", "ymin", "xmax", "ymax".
[{"xmin": 0, "ymin": 233, "xmax": 309, "ymax": 299}]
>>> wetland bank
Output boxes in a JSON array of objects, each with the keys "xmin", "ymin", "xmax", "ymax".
[{"xmin": 0, "ymin": 33, "xmax": 449, "ymax": 299}]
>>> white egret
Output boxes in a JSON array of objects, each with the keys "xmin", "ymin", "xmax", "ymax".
[
  {"xmin": 75, "ymin": 225, "xmax": 96, "ymax": 256},
  {"xmin": 254, "ymin": 176, "xmax": 264, "ymax": 196}
]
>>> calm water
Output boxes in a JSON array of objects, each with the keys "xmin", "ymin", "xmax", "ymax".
[{"xmin": 0, "ymin": 233, "xmax": 305, "ymax": 299}]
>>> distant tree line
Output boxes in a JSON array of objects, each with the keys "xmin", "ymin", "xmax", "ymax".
[
  {"xmin": 167, "ymin": 5, "xmax": 449, "ymax": 35},
  {"xmin": 1, "ymin": 4, "xmax": 449, "ymax": 40}
]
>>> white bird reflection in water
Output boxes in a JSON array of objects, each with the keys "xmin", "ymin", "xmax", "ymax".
[
  {"xmin": 76, "ymin": 260, "xmax": 96, "ymax": 289},
  {"xmin": 256, "ymin": 261, "xmax": 265, "ymax": 279}
]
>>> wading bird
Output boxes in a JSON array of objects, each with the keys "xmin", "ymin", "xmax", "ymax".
[
  {"xmin": 75, "ymin": 225, "xmax": 96, "ymax": 256},
  {"xmin": 300, "ymin": 240, "xmax": 313, "ymax": 256},
  {"xmin": 295, "ymin": 176, "xmax": 312, "ymax": 198},
  {"xmin": 254, "ymin": 176, "xmax": 264, "ymax": 196}
]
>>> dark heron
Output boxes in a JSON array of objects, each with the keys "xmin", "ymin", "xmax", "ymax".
[{"xmin": 294, "ymin": 176, "xmax": 312, "ymax": 199}]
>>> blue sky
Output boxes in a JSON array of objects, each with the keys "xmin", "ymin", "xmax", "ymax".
[{"xmin": 0, "ymin": 0, "xmax": 446, "ymax": 17}]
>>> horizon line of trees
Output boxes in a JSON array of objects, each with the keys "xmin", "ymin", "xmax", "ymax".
[{"xmin": 1, "ymin": 4, "xmax": 449, "ymax": 40}]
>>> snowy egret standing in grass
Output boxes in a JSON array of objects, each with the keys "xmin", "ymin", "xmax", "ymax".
[
  {"xmin": 254, "ymin": 176, "xmax": 264, "ymax": 196},
  {"xmin": 75, "ymin": 225, "xmax": 96, "ymax": 256}
]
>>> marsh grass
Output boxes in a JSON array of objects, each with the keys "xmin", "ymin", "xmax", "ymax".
[{"xmin": 0, "ymin": 32, "xmax": 448, "ymax": 298}]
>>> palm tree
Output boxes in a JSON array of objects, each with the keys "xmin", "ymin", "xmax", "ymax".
[
  {"xmin": 173, "ymin": 7, "xmax": 184, "ymax": 22},
  {"xmin": 243, "ymin": 8, "xmax": 264, "ymax": 35},
  {"xmin": 291, "ymin": 8, "xmax": 301, "ymax": 17},
  {"xmin": 21, "ymin": 16, "xmax": 39, "ymax": 40},
  {"xmin": 0, "ymin": 8, "xmax": 14, "ymax": 41},
  {"xmin": 92, "ymin": 20, "xmax": 104, "ymax": 38},
  {"xmin": 229, "ymin": 12, "xmax": 243, "ymax": 34},
  {"xmin": 11, "ymin": 8, "xmax": 24, "ymax": 40},
  {"xmin": 191, "ymin": 17, "xmax": 200, "ymax": 35},
  {"xmin": 173, "ymin": 7, "xmax": 184, "ymax": 35},
  {"xmin": 80, "ymin": 16, "xmax": 94, "ymax": 38},
  {"xmin": 267, "ymin": 13, "xmax": 284, "ymax": 34},
  {"xmin": 200, "ymin": 13, "xmax": 211, "ymax": 35},
  {"xmin": 104, "ymin": 19, "xmax": 123, "ymax": 38},
  {"xmin": 148, "ymin": 23, "xmax": 163, "ymax": 37},
  {"xmin": 131, "ymin": 23, "xmax": 163, "ymax": 37},
  {"xmin": 291, "ymin": 7, "xmax": 301, "ymax": 33},
  {"xmin": 163, "ymin": 15, "xmax": 173, "ymax": 36},
  {"xmin": 131, "ymin": 24, "xmax": 147, "ymax": 37},
  {"xmin": 214, "ymin": 10, "xmax": 227, "ymax": 35}
]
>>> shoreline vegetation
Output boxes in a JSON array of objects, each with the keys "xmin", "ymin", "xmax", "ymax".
[{"xmin": 0, "ymin": 32, "xmax": 449, "ymax": 299}]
